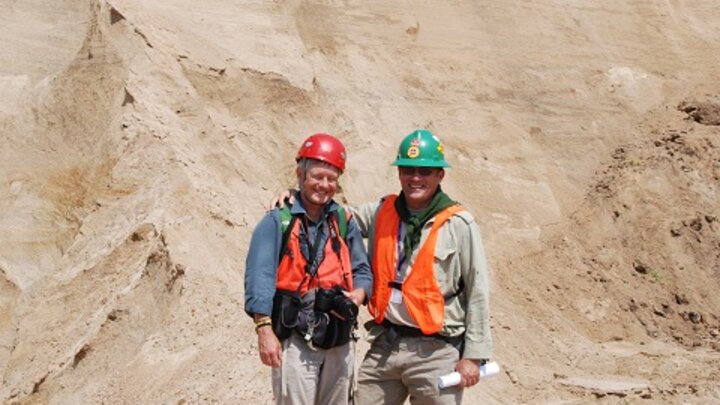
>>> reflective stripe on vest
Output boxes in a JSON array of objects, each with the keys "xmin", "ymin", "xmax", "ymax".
[
  {"xmin": 275, "ymin": 216, "xmax": 353, "ymax": 294},
  {"xmin": 369, "ymin": 195, "xmax": 463, "ymax": 334}
]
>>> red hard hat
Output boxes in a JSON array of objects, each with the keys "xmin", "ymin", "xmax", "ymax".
[{"xmin": 296, "ymin": 133, "xmax": 347, "ymax": 171}]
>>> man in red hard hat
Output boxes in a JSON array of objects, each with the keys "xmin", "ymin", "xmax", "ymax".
[{"xmin": 245, "ymin": 133, "xmax": 373, "ymax": 405}]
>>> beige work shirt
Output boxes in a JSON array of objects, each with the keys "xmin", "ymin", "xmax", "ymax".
[{"xmin": 350, "ymin": 200, "xmax": 492, "ymax": 360}]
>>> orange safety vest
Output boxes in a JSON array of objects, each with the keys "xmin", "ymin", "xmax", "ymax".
[
  {"xmin": 369, "ymin": 195, "xmax": 463, "ymax": 334},
  {"xmin": 276, "ymin": 215, "xmax": 353, "ymax": 295}
]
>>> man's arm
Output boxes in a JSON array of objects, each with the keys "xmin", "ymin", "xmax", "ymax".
[
  {"xmin": 244, "ymin": 211, "xmax": 284, "ymax": 368},
  {"xmin": 244, "ymin": 211, "xmax": 282, "ymax": 317},
  {"xmin": 269, "ymin": 189, "xmax": 381, "ymax": 240},
  {"xmin": 454, "ymin": 214, "xmax": 492, "ymax": 387},
  {"xmin": 347, "ymin": 201, "xmax": 381, "ymax": 238},
  {"xmin": 344, "ymin": 216, "xmax": 373, "ymax": 304}
]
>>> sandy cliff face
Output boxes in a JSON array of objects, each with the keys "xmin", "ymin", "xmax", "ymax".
[{"xmin": 1, "ymin": 0, "xmax": 719, "ymax": 403}]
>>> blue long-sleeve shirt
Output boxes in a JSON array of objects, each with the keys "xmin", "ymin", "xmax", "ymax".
[{"xmin": 244, "ymin": 195, "xmax": 373, "ymax": 317}]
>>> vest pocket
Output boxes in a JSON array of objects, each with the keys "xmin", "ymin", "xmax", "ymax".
[{"xmin": 271, "ymin": 289, "xmax": 301, "ymax": 340}]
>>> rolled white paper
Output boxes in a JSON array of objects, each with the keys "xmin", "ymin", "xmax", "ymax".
[
  {"xmin": 480, "ymin": 361, "xmax": 500, "ymax": 378},
  {"xmin": 437, "ymin": 361, "xmax": 501, "ymax": 389},
  {"xmin": 438, "ymin": 372, "xmax": 462, "ymax": 389}
]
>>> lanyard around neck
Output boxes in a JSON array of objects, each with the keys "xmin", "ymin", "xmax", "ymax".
[
  {"xmin": 395, "ymin": 222, "xmax": 407, "ymax": 278},
  {"xmin": 303, "ymin": 216, "xmax": 326, "ymax": 275}
]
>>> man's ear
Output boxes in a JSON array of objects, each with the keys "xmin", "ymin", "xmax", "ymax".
[{"xmin": 438, "ymin": 168, "xmax": 445, "ymax": 182}]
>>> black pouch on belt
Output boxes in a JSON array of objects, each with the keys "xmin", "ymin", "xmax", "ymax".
[
  {"xmin": 312, "ymin": 314, "xmax": 352, "ymax": 349},
  {"xmin": 271, "ymin": 289, "xmax": 301, "ymax": 340}
]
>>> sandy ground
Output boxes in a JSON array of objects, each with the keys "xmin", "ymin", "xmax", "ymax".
[{"xmin": 1, "ymin": 0, "xmax": 719, "ymax": 403}]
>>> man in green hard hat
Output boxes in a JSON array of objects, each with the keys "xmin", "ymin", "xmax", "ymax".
[
  {"xmin": 351, "ymin": 129, "xmax": 492, "ymax": 405},
  {"xmin": 271, "ymin": 130, "xmax": 492, "ymax": 404}
]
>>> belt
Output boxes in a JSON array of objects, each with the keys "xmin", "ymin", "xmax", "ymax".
[
  {"xmin": 377, "ymin": 320, "xmax": 466, "ymax": 355},
  {"xmin": 380, "ymin": 320, "xmax": 458, "ymax": 341}
]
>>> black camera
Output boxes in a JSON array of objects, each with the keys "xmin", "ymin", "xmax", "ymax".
[{"xmin": 314, "ymin": 286, "xmax": 358, "ymax": 320}]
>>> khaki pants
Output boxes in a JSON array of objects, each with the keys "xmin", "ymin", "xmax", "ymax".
[
  {"xmin": 355, "ymin": 335, "xmax": 462, "ymax": 405},
  {"xmin": 272, "ymin": 332, "xmax": 354, "ymax": 405}
]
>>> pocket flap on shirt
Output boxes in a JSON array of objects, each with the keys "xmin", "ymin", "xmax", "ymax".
[{"xmin": 434, "ymin": 246, "xmax": 456, "ymax": 261}]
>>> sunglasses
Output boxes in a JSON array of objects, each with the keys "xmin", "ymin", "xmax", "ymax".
[{"xmin": 399, "ymin": 167, "xmax": 437, "ymax": 176}]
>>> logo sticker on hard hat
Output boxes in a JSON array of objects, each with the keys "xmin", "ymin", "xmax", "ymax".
[
  {"xmin": 410, "ymin": 138, "xmax": 421, "ymax": 147},
  {"xmin": 407, "ymin": 146, "xmax": 420, "ymax": 158},
  {"xmin": 437, "ymin": 143, "xmax": 444, "ymax": 155}
]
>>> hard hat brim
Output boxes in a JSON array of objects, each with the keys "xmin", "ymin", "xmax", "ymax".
[{"xmin": 391, "ymin": 158, "xmax": 450, "ymax": 168}]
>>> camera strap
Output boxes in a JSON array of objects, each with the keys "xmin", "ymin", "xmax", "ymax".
[{"xmin": 302, "ymin": 217, "xmax": 325, "ymax": 275}]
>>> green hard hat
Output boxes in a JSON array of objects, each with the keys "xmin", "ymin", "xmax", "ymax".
[{"xmin": 392, "ymin": 129, "xmax": 451, "ymax": 168}]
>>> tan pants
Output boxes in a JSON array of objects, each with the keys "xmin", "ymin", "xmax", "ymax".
[
  {"xmin": 355, "ymin": 335, "xmax": 462, "ymax": 405},
  {"xmin": 272, "ymin": 332, "xmax": 354, "ymax": 405}
]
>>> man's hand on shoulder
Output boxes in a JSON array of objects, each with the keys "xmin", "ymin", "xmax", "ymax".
[{"xmin": 267, "ymin": 188, "xmax": 297, "ymax": 211}]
